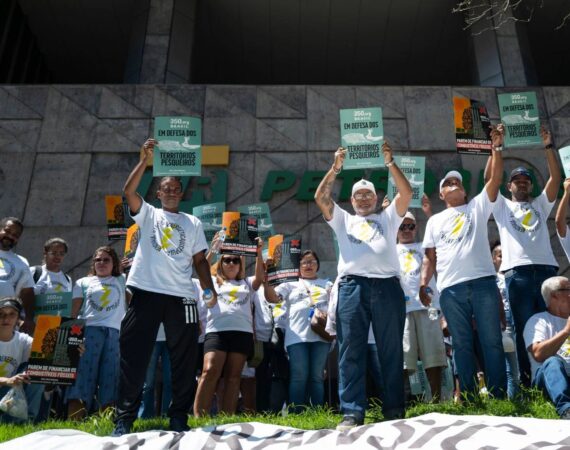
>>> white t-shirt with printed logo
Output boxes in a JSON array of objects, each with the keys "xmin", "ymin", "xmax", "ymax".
[
  {"xmin": 523, "ymin": 311, "xmax": 570, "ymax": 381},
  {"xmin": 397, "ymin": 242, "xmax": 439, "ymax": 313},
  {"xmin": 0, "ymin": 250, "xmax": 34, "ymax": 298},
  {"xmin": 276, "ymin": 278, "xmax": 332, "ymax": 348},
  {"xmin": 327, "ymin": 201, "xmax": 404, "ymax": 278},
  {"xmin": 423, "ymin": 191, "xmax": 496, "ymax": 291},
  {"xmin": 0, "ymin": 331, "xmax": 32, "ymax": 378},
  {"xmin": 203, "ymin": 277, "xmax": 254, "ymax": 334},
  {"xmin": 557, "ymin": 226, "xmax": 570, "ymax": 263},
  {"xmin": 32, "ymin": 265, "xmax": 72, "ymax": 295},
  {"xmin": 252, "ymin": 278, "xmax": 273, "ymax": 343},
  {"xmin": 127, "ymin": 200, "xmax": 208, "ymax": 298},
  {"xmin": 493, "ymin": 192, "xmax": 557, "ymax": 271},
  {"xmin": 73, "ymin": 275, "xmax": 126, "ymax": 330}
]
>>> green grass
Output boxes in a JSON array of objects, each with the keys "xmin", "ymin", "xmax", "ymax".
[{"xmin": 0, "ymin": 389, "xmax": 561, "ymax": 443}]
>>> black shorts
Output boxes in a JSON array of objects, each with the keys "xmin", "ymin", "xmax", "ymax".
[{"xmin": 204, "ymin": 331, "xmax": 254, "ymax": 356}]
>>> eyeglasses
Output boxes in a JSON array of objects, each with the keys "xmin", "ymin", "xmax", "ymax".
[
  {"xmin": 93, "ymin": 257, "xmax": 112, "ymax": 263},
  {"xmin": 353, "ymin": 192, "xmax": 375, "ymax": 201},
  {"xmin": 160, "ymin": 187, "xmax": 182, "ymax": 194},
  {"xmin": 222, "ymin": 257, "xmax": 241, "ymax": 265},
  {"xmin": 47, "ymin": 251, "xmax": 66, "ymax": 257},
  {"xmin": 301, "ymin": 260, "xmax": 318, "ymax": 266},
  {"xmin": 399, "ymin": 224, "xmax": 416, "ymax": 231}
]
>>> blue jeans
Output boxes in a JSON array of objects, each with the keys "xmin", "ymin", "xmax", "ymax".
[
  {"xmin": 367, "ymin": 343, "xmax": 384, "ymax": 399},
  {"xmin": 533, "ymin": 356, "xmax": 570, "ymax": 416},
  {"xmin": 138, "ymin": 341, "xmax": 172, "ymax": 418},
  {"xmin": 286, "ymin": 341, "xmax": 330, "ymax": 412},
  {"xmin": 337, "ymin": 276, "xmax": 405, "ymax": 421},
  {"xmin": 505, "ymin": 264, "xmax": 557, "ymax": 386},
  {"xmin": 440, "ymin": 276, "xmax": 507, "ymax": 397},
  {"xmin": 0, "ymin": 364, "xmax": 44, "ymax": 423}
]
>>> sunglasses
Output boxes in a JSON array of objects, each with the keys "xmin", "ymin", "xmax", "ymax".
[
  {"xmin": 93, "ymin": 257, "xmax": 112, "ymax": 263},
  {"xmin": 399, "ymin": 223, "xmax": 416, "ymax": 231},
  {"xmin": 222, "ymin": 257, "xmax": 241, "ymax": 265}
]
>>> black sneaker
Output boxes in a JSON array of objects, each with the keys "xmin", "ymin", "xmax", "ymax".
[
  {"xmin": 111, "ymin": 420, "xmax": 132, "ymax": 437},
  {"xmin": 336, "ymin": 415, "xmax": 361, "ymax": 432},
  {"xmin": 169, "ymin": 416, "xmax": 190, "ymax": 432}
]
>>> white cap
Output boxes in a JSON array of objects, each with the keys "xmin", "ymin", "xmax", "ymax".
[
  {"xmin": 439, "ymin": 170, "xmax": 463, "ymax": 192},
  {"xmin": 404, "ymin": 211, "xmax": 416, "ymax": 221},
  {"xmin": 352, "ymin": 179, "xmax": 376, "ymax": 197}
]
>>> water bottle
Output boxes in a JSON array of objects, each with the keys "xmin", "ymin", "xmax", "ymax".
[
  {"xmin": 211, "ymin": 227, "xmax": 226, "ymax": 254},
  {"xmin": 203, "ymin": 288, "xmax": 216, "ymax": 308},
  {"xmin": 425, "ymin": 287, "xmax": 439, "ymax": 321}
]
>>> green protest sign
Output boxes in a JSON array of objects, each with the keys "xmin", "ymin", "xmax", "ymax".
[
  {"xmin": 387, "ymin": 156, "xmax": 425, "ymax": 208},
  {"xmin": 193, "ymin": 202, "xmax": 225, "ymax": 243},
  {"xmin": 340, "ymin": 107, "xmax": 384, "ymax": 169},
  {"xmin": 34, "ymin": 292, "xmax": 72, "ymax": 319},
  {"xmin": 560, "ymin": 146, "xmax": 570, "ymax": 179},
  {"xmin": 153, "ymin": 116, "xmax": 202, "ymax": 176},
  {"xmin": 498, "ymin": 91, "xmax": 541, "ymax": 148}
]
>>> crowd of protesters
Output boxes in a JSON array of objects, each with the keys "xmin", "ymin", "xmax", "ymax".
[{"xmin": 1, "ymin": 124, "xmax": 569, "ymax": 434}]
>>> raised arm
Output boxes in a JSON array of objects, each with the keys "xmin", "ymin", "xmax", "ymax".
[
  {"xmin": 556, "ymin": 179, "xmax": 570, "ymax": 237},
  {"xmin": 541, "ymin": 127, "xmax": 562, "ymax": 202},
  {"xmin": 252, "ymin": 238, "xmax": 265, "ymax": 291},
  {"xmin": 123, "ymin": 138, "xmax": 155, "ymax": 215},
  {"xmin": 384, "ymin": 142, "xmax": 413, "ymax": 217},
  {"xmin": 484, "ymin": 124, "xmax": 504, "ymax": 202},
  {"xmin": 419, "ymin": 247, "xmax": 437, "ymax": 306},
  {"xmin": 314, "ymin": 148, "xmax": 345, "ymax": 221}
]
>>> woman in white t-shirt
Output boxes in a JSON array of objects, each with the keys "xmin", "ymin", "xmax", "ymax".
[
  {"xmin": 274, "ymin": 250, "xmax": 333, "ymax": 412},
  {"xmin": 66, "ymin": 246, "xmax": 126, "ymax": 419},
  {"xmin": 193, "ymin": 239, "xmax": 267, "ymax": 416}
]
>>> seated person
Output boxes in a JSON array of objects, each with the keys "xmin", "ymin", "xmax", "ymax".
[
  {"xmin": 523, "ymin": 276, "xmax": 570, "ymax": 419},
  {"xmin": 0, "ymin": 297, "xmax": 42, "ymax": 423}
]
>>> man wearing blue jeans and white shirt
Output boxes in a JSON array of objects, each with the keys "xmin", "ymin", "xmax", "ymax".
[
  {"xmin": 314, "ymin": 142, "xmax": 412, "ymax": 431},
  {"xmin": 523, "ymin": 276, "xmax": 570, "ymax": 419},
  {"xmin": 487, "ymin": 127, "xmax": 560, "ymax": 386},
  {"xmin": 420, "ymin": 125, "xmax": 507, "ymax": 398}
]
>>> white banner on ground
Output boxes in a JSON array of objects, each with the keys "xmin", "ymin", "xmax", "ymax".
[{"xmin": 2, "ymin": 413, "xmax": 570, "ymax": 450}]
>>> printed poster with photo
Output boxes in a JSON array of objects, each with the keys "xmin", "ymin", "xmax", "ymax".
[
  {"xmin": 27, "ymin": 315, "xmax": 85, "ymax": 386},
  {"xmin": 105, "ymin": 195, "xmax": 127, "ymax": 240},
  {"xmin": 237, "ymin": 203, "xmax": 274, "ymax": 247},
  {"xmin": 498, "ymin": 91, "xmax": 541, "ymax": 148},
  {"xmin": 266, "ymin": 235, "xmax": 302, "ymax": 286},
  {"xmin": 220, "ymin": 212, "xmax": 259, "ymax": 257},
  {"xmin": 453, "ymin": 97, "xmax": 492, "ymax": 155},
  {"xmin": 124, "ymin": 224, "xmax": 140, "ymax": 259},
  {"xmin": 153, "ymin": 116, "xmax": 202, "ymax": 177},
  {"xmin": 340, "ymin": 107, "xmax": 384, "ymax": 169},
  {"xmin": 193, "ymin": 202, "xmax": 225, "ymax": 243},
  {"xmin": 560, "ymin": 146, "xmax": 570, "ymax": 179},
  {"xmin": 386, "ymin": 156, "xmax": 425, "ymax": 208}
]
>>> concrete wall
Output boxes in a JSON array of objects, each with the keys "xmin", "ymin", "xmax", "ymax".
[{"xmin": 1, "ymin": 84, "xmax": 570, "ymax": 280}]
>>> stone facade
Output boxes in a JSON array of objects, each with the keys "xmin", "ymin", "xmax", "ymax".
[{"xmin": 1, "ymin": 84, "xmax": 570, "ymax": 280}]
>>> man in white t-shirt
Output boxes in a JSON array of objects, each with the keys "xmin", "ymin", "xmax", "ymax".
[
  {"xmin": 420, "ymin": 125, "xmax": 507, "ymax": 398},
  {"xmin": 397, "ymin": 206, "xmax": 446, "ymax": 401},
  {"xmin": 489, "ymin": 127, "xmax": 560, "ymax": 386},
  {"xmin": 0, "ymin": 217, "xmax": 35, "ymax": 335},
  {"xmin": 523, "ymin": 276, "xmax": 570, "ymax": 419},
  {"xmin": 113, "ymin": 139, "xmax": 217, "ymax": 436},
  {"xmin": 314, "ymin": 142, "xmax": 412, "ymax": 430}
]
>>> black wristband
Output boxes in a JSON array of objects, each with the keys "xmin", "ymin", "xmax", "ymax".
[{"xmin": 545, "ymin": 144, "xmax": 554, "ymax": 150}]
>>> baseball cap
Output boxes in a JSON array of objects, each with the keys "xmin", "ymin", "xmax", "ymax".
[
  {"xmin": 439, "ymin": 170, "xmax": 463, "ymax": 192},
  {"xmin": 509, "ymin": 167, "xmax": 532, "ymax": 182},
  {"xmin": 352, "ymin": 179, "xmax": 376, "ymax": 197},
  {"xmin": 0, "ymin": 297, "xmax": 23, "ymax": 314},
  {"xmin": 404, "ymin": 211, "xmax": 416, "ymax": 221}
]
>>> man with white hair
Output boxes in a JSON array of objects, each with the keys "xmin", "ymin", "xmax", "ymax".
[
  {"xmin": 397, "ymin": 200, "xmax": 446, "ymax": 401},
  {"xmin": 420, "ymin": 125, "xmax": 507, "ymax": 398},
  {"xmin": 314, "ymin": 142, "xmax": 412, "ymax": 430},
  {"xmin": 523, "ymin": 276, "xmax": 570, "ymax": 419}
]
